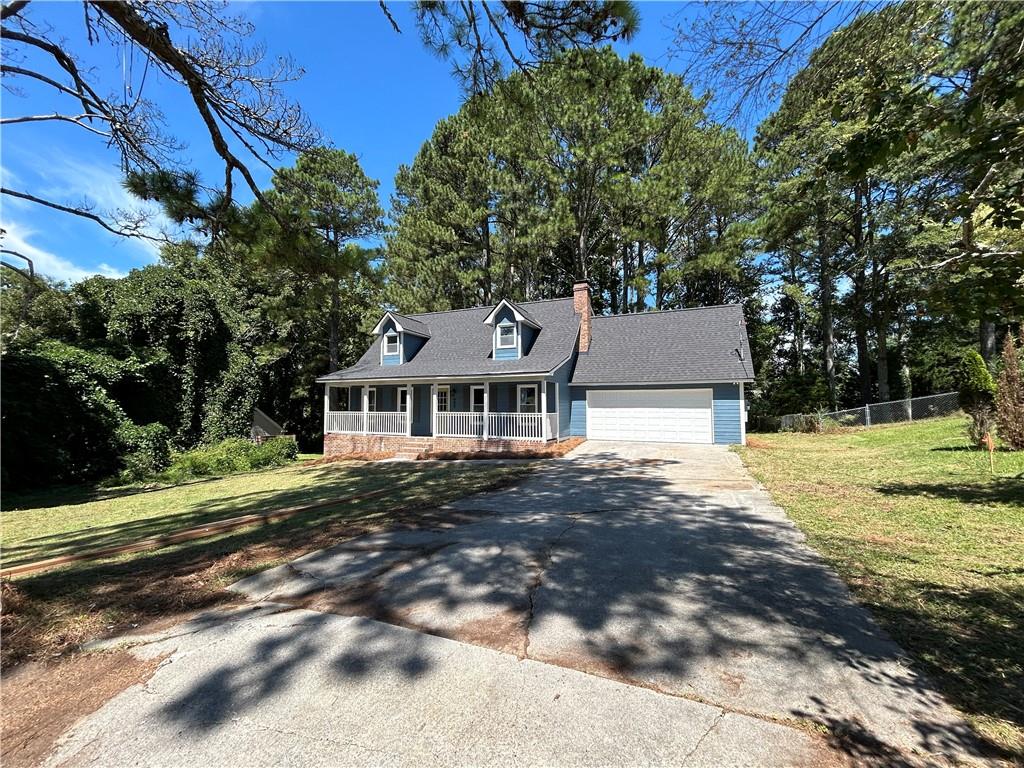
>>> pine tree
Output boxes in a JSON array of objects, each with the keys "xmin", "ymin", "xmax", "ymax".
[{"xmin": 995, "ymin": 332, "xmax": 1024, "ymax": 450}]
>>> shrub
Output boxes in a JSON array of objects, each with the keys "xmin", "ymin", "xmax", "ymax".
[
  {"xmin": 995, "ymin": 331, "xmax": 1024, "ymax": 450},
  {"xmin": 159, "ymin": 436, "xmax": 297, "ymax": 484},
  {"xmin": 116, "ymin": 422, "xmax": 171, "ymax": 483},
  {"xmin": 958, "ymin": 350, "xmax": 996, "ymax": 446},
  {"xmin": 790, "ymin": 412, "xmax": 829, "ymax": 433}
]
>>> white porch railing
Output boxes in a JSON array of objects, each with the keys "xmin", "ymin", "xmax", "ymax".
[
  {"xmin": 326, "ymin": 412, "xmax": 364, "ymax": 434},
  {"xmin": 368, "ymin": 412, "xmax": 407, "ymax": 435},
  {"xmin": 488, "ymin": 412, "xmax": 545, "ymax": 441},
  {"xmin": 435, "ymin": 411, "xmax": 485, "ymax": 438},
  {"xmin": 325, "ymin": 411, "xmax": 407, "ymax": 435}
]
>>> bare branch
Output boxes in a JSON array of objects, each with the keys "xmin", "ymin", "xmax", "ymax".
[
  {"xmin": 378, "ymin": 1, "xmax": 401, "ymax": 34},
  {"xmin": 0, "ymin": 0, "xmax": 29, "ymax": 22},
  {"xmin": 1, "ymin": 112, "xmax": 112, "ymax": 137},
  {"xmin": 2, "ymin": 186, "xmax": 167, "ymax": 243}
]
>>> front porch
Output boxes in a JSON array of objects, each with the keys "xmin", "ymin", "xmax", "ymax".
[{"xmin": 323, "ymin": 380, "xmax": 559, "ymax": 443}]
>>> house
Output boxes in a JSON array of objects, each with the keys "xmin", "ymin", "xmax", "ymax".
[{"xmin": 318, "ymin": 282, "xmax": 753, "ymax": 455}]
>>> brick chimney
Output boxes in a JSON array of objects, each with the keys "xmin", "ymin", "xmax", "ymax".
[{"xmin": 573, "ymin": 281, "xmax": 592, "ymax": 353}]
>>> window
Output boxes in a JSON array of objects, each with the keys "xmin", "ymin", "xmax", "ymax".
[
  {"xmin": 471, "ymin": 386, "xmax": 485, "ymax": 413},
  {"xmin": 497, "ymin": 322, "xmax": 516, "ymax": 349},
  {"xmin": 517, "ymin": 384, "xmax": 537, "ymax": 414},
  {"xmin": 384, "ymin": 332, "xmax": 400, "ymax": 356},
  {"xmin": 367, "ymin": 387, "xmax": 377, "ymax": 412},
  {"xmin": 436, "ymin": 385, "xmax": 450, "ymax": 413},
  {"xmin": 399, "ymin": 388, "xmax": 410, "ymax": 413}
]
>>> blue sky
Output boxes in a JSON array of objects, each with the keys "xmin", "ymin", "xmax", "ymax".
[{"xmin": 1, "ymin": 1, "xmax": 721, "ymax": 283}]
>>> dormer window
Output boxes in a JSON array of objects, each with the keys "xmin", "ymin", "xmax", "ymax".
[
  {"xmin": 497, "ymin": 322, "xmax": 517, "ymax": 349},
  {"xmin": 384, "ymin": 332, "xmax": 400, "ymax": 356}
]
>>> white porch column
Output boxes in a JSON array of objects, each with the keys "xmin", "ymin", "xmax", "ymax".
[
  {"xmin": 431, "ymin": 383, "xmax": 437, "ymax": 437},
  {"xmin": 323, "ymin": 385, "xmax": 331, "ymax": 434},
  {"xmin": 405, "ymin": 384, "xmax": 413, "ymax": 436},
  {"xmin": 362, "ymin": 386, "xmax": 369, "ymax": 434},
  {"xmin": 540, "ymin": 379, "xmax": 548, "ymax": 440},
  {"xmin": 740, "ymin": 382, "xmax": 747, "ymax": 446},
  {"xmin": 482, "ymin": 382, "xmax": 490, "ymax": 440}
]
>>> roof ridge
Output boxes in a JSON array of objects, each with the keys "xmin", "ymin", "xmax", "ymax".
[
  {"xmin": 591, "ymin": 303, "xmax": 742, "ymax": 320},
  {"xmin": 406, "ymin": 295, "xmax": 573, "ymax": 319}
]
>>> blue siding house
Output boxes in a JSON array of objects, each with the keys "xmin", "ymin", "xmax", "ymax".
[{"xmin": 318, "ymin": 283, "xmax": 753, "ymax": 454}]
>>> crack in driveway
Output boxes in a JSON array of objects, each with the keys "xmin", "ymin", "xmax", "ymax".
[{"xmin": 522, "ymin": 512, "xmax": 584, "ymax": 660}]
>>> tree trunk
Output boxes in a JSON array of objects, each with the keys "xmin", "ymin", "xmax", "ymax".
[
  {"xmin": 789, "ymin": 258, "xmax": 805, "ymax": 376},
  {"xmin": 328, "ymin": 279, "xmax": 341, "ymax": 371},
  {"xmin": 655, "ymin": 256, "xmax": 665, "ymax": 310},
  {"xmin": 621, "ymin": 241, "xmax": 631, "ymax": 313},
  {"xmin": 481, "ymin": 215, "xmax": 492, "ymax": 305},
  {"xmin": 816, "ymin": 202, "xmax": 837, "ymax": 408},
  {"xmin": 609, "ymin": 244, "xmax": 620, "ymax": 315},
  {"xmin": 852, "ymin": 182, "xmax": 872, "ymax": 403},
  {"xmin": 872, "ymin": 247, "xmax": 890, "ymax": 401},
  {"xmin": 634, "ymin": 241, "xmax": 646, "ymax": 313},
  {"xmin": 980, "ymin": 320, "xmax": 997, "ymax": 364}
]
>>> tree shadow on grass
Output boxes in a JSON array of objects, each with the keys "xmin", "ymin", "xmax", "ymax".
[
  {"xmin": 877, "ymin": 480, "xmax": 1024, "ymax": 506},
  {"xmin": 1, "ymin": 463, "xmax": 487, "ymax": 565}
]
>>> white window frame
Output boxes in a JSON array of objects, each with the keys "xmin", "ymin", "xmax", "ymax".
[
  {"xmin": 496, "ymin": 322, "xmax": 517, "ymax": 349},
  {"xmin": 436, "ymin": 385, "xmax": 450, "ymax": 413},
  {"xmin": 517, "ymin": 384, "xmax": 538, "ymax": 414},
  {"xmin": 470, "ymin": 385, "xmax": 485, "ymax": 413},
  {"xmin": 399, "ymin": 387, "xmax": 410, "ymax": 413},
  {"xmin": 366, "ymin": 387, "xmax": 377, "ymax": 412},
  {"xmin": 384, "ymin": 332, "xmax": 400, "ymax": 356}
]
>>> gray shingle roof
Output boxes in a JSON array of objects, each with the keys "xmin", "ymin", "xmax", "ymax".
[
  {"xmin": 387, "ymin": 312, "xmax": 431, "ymax": 338},
  {"xmin": 570, "ymin": 304, "xmax": 754, "ymax": 384},
  {"xmin": 318, "ymin": 297, "xmax": 579, "ymax": 382}
]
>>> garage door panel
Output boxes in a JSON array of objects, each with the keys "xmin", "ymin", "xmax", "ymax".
[{"xmin": 586, "ymin": 388, "xmax": 713, "ymax": 444}]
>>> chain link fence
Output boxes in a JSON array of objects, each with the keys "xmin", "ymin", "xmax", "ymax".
[{"xmin": 780, "ymin": 392, "xmax": 960, "ymax": 431}]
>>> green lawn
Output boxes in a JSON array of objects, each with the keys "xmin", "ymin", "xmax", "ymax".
[
  {"xmin": 1, "ymin": 458, "xmax": 531, "ymax": 666},
  {"xmin": 2, "ymin": 458, "xmax": 413, "ymax": 566},
  {"xmin": 738, "ymin": 416, "xmax": 1024, "ymax": 756}
]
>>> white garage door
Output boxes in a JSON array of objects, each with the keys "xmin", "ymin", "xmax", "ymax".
[{"xmin": 586, "ymin": 388, "xmax": 713, "ymax": 444}]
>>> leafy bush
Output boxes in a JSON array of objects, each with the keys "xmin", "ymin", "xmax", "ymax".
[
  {"xmin": 995, "ymin": 331, "xmax": 1024, "ymax": 450},
  {"xmin": 1, "ymin": 345, "xmax": 127, "ymax": 489},
  {"xmin": 159, "ymin": 437, "xmax": 297, "ymax": 484},
  {"xmin": 116, "ymin": 422, "xmax": 171, "ymax": 483},
  {"xmin": 958, "ymin": 350, "xmax": 997, "ymax": 446}
]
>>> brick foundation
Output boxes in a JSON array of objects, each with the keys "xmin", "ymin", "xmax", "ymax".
[{"xmin": 324, "ymin": 432, "xmax": 553, "ymax": 458}]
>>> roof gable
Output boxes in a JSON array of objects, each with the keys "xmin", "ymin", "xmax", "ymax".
[
  {"xmin": 371, "ymin": 311, "xmax": 431, "ymax": 338},
  {"xmin": 483, "ymin": 299, "xmax": 541, "ymax": 329}
]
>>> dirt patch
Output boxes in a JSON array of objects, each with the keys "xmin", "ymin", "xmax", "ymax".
[
  {"xmin": 1, "ymin": 650, "xmax": 163, "ymax": 768},
  {"xmin": 418, "ymin": 437, "xmax": 585, "ymax": 461},
  {"xmin": 448, "ymin": 609, "xmax": 530, "ymax": 658},
  {"xmin": 744, "ymin": 436, "xmax": 776, "ymax": 449}
]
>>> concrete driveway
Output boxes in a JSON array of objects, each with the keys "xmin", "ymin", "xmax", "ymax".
[{"xmin": 48, "ymin": 442, "xmax": 983, "ymax": 767}]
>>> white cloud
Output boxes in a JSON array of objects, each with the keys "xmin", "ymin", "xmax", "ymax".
[
  {"xmin": 6, "ymin": 147, "xmax": 175, "ymax": 261},
  {"xmin": 1, "ymin": 222, "xmax": 126, "ymax": 283}
]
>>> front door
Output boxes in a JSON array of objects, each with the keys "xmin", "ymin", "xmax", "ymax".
[{"xmin": 470, "ymin": 386, "xmax": 485, "ymax": 412}]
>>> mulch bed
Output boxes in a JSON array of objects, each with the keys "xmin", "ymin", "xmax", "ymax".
[
  {"xmin": 0, "ymin": 650, "xmax": 164, "ymax": 768},
  {"xmin": 416, "ymin": 437, "xmax": 585, "ymax": 461}
]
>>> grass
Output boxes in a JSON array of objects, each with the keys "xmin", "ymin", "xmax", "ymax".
[
  {"xmin": 738, "ymin": 416, "xmax": 1024, "ymax": 757},
  {"xmin": 0, "ymin": 457, "xmax": 532, "ymax": 666}
]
